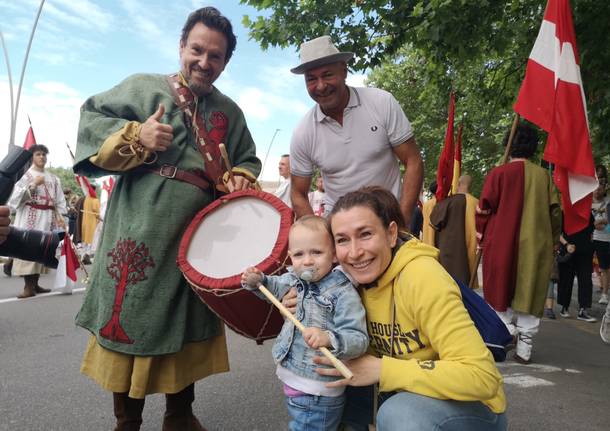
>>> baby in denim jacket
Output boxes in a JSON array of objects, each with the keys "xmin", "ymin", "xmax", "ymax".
[{"xmin": 241, "ymin": 215, "xmax": 368, "ymax": 431}]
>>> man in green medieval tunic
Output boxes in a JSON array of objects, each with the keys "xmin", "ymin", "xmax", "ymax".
[
  {"xmin": 73, "ymin": 7, "xmax": 260, "ymax": 430},
  {"xmin": 476, "ymin": 123, "xmax": 561, "ymax": 365}
]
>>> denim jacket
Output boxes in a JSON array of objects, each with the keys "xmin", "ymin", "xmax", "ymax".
[{"xmin": 247, "ymin": 267, "xmax": 369, "ymax": 382}]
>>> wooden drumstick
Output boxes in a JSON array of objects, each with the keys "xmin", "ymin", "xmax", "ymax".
[
  {"xmin": 257, "ymin": 283, "xmax": 354, "ymax": 380},
  {"xmin": 218, "ymin": 143, "xmax": 236, "ymax": 189}
]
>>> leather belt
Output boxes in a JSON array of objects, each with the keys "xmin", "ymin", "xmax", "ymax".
[
  {"xmin": 25, "ymin": 203, "xmax": 55, "ymax": 210},
  {"xmin": 141, "ymin": 164, "xmax": 211, "ymax": 191}
]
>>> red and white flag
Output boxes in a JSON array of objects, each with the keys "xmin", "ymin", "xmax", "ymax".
[
  {"xmin": 23, "ymin": 126, "xmax": 37, "ymax": 150},
  {"xmin": 102, "ymin": 177, "xmax": 115, "ymax": 197},
  {"xmin": 53, "ymin": 236, "xmax": 80, "ymax": 294},
  {"xmin": 514, "ymin": 0, "xmax": 597, "ymax": 234},
  {"xmin": 435, "ymin": 92, "xmax": 455, "ymax": 201},
  {"xmin": 75, "ymin": 175, "xmax": 97, "ymax": 198}
]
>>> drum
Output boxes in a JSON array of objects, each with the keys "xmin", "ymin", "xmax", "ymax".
[{"xmin": 177, "ymin": 189, "xmax": 293, "ymax": 343}]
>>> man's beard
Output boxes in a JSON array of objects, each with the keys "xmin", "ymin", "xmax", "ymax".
[
  {"xmin": 187, "ymin": 79, "xmax": 211, "ymax": 97},
  {"xmin": 183, "ymin": 68, "xmax": 212, "ymax": 97}
]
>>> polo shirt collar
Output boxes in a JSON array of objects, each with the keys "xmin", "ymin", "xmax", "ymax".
[{"xmin": 314, "ymin": 86, "xmax": 361, "ymax": 123}]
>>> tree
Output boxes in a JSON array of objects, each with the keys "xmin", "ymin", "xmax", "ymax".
[
  {"xmin": 242, "ymin": 0, "xmax": 610, "ymax": 166},
  {"xmin": 99, "ymin": 238, "xmax": 155, "ymax": 344},
  {"xmin": 366, "ymin": 47, "xmax": 515, "ymax": 193}
]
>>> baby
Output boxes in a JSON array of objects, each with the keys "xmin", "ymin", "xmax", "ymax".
[{"xmin": 242, "ymin": 215, "xmax": 368, "ymax": 431}]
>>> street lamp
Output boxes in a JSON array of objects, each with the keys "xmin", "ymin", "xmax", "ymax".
[
  {"xmin": 1, "ymin": 0, "xmax": 47, "ymax": 149},
  {"xmin": 261, "ymin": 128, "xmax": 280, "ymax": 178}
]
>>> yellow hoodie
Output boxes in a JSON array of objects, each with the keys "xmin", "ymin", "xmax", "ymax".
[{"xmin": 361, "ymin": 238, "xmax": 506, "ymax": 413}]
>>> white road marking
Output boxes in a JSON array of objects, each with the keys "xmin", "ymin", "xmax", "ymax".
[
  {"xmin": 498, "ymin": 361, "xmax": 583, "ymax": 387},
  {"xmin": 0, "ymin": 287, "xmax": 85, "ymax": 304},
  {"xmin": 503, "ymin": 374, "xmax": 555, "ymax": 388}
]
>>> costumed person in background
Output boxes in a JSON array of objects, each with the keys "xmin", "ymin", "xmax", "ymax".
[
  {"xmin": 289, "ymin": 36, "xmax": 423, "ymax": 223},
  {"xmin": 476, "ymin": 123, "xmax": 561, "ymax": 364},
  {"xmin": 274, "ymin": 154, "xmax": 292, "ymax": 208},
  {"xmin": 408, "ymin": 195, "xmax": 423, "ymax": 239},
  {"xmin": 81, "ymin": 183, "xmax": 100, "ymax": 257},
  {"xmin": 0, "ymin": 205, "xmax": 9, "ymax": 244},
  {"xmin": 429, "ymin": 174, "xmax": 479, "ymax": 287},
  {"xmin": 315, "ymin": 187, "xmax": 506, "ymax": 430},
  {"xmin": 73, "ymin": 7, "xmax": 260, "ymax": 430},
  {"xmin": 62, "ymin": 187, "xmax": 74, "ymax": 228},
  {"xmin": 241, "ymin": 216, "xmax": 368, "ymax": 431},
  {"xmin": 90, "ymin": 178, "xmax": 115, "ymax": 257},
  {"xmin": 7, "ymin": 144, "xmax": 67, "ymax": 298},
  {"xmin": 421, "ymin": 181, "xmax": 437, "ymax": 245},
  {"xmin": 596, "ymin": 164, "xmax": 607, "ymax": 186},
  {"xmin": 0, "ymin": 205, "xmax": 9, "ymax": 275},
  {"xmin": 66, "ymin": 190, "xmax": 79, "ymax": 236},
  {"xmin": 457, "ymin": 175, "xmax": 480, "ymax": 286},
  {"xmin": 73, "ymin": 194, "xmax": 85, "ymax": 245},
  {"xmin": 308, "ymin": 176, "xmax": 326, "ymax": 216}
]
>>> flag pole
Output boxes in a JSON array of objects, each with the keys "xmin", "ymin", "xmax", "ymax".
[
  {"xmin": 65, "ymin": 142, "xmax": 76, "ymax": 162},
  {"xmin": 500, "ymin": 113, "xmax": 520, "ymax": 165},
  {"xmin": 469, "ymin": 112, "xmax": 520, "ymax": 288}
]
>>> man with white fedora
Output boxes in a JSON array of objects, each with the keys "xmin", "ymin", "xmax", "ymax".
[{"xmin": 289, "ymin": 35, "xmax": 423, "ymax": 223}]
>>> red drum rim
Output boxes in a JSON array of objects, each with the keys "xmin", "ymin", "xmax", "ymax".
[{"xmin": 177, "ymin": 189, "xmax": 293, "ymax": 289}]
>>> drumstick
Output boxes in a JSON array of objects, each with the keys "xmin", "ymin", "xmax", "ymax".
[
  {"xmin": 257, "ymin": 283, "xmax": 354, "ymax": 380},
  {"xmin": 218, "ymin": 143, "xmax": 236, "ymax": 189}
]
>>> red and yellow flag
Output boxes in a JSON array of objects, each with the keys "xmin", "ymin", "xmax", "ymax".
[
  {"xmin": 435, "ymin": 92, "xmax": 455, "ymax": 201},
  {"xmin": 450, "ymin": 123, "xmax": 463, "ymax": 195}
]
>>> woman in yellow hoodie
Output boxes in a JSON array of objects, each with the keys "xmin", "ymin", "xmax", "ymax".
[{"xmin": 315, "ymin": 187, "xmax": 507, "ymax": 430}]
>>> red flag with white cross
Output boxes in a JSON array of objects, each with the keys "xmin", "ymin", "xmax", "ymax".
[{"xmin": 514, "ymin": 0, "xmax": 597, "ymax": 234}]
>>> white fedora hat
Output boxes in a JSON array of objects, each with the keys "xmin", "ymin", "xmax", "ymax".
[{"xmin": 290, "ymin": 36, "xmax": 354, "ymax": 74}]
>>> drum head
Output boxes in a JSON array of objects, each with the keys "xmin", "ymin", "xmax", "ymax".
[
  {"xmin": 187, "ymin": 196, "xmax": 281, "ymax": 278},
  {"xmin": 178, "ymin": 190, "xmax": 293, "ymax": 342}
]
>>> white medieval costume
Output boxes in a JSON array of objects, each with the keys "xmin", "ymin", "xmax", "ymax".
[{"xmin": 8, "ymin": 167, "xmax": 67, "ymax": 276}]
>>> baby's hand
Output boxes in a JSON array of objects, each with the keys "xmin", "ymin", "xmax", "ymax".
[
  {"xmin": 302, "ymin": 327, "xmax": 331, "ymax": 349},
  {"xmin": 241, "ymin": 267, "xmax": 263, "ymax": 288}
]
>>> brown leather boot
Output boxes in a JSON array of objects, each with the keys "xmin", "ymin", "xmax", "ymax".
[
  {"xmin": 31, "ymin": 274, "xmax": 50, "ymax": 293},
  {"xmin": 113, "ymin": 392, "xmax": 145, "ymax": 431},
  {"xmin": 162, "ymin": 384, "xmax": 206, "ymax": 431},
  {"xmin": 17, "ymin": 275, "xmax": 36, "ymax": 299}
]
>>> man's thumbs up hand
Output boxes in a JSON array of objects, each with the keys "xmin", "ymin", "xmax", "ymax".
[{"xmin": 139, "ymin": 104, "xmax": 174, "ymax": 152}]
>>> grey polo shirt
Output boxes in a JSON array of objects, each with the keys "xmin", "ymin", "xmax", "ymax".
[{"xmin": 290, "ymin": 86, "xmax": 413, "ymax": 211}]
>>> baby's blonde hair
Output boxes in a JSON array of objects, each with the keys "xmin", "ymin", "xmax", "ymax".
[{"xmin": 289, "ymin": 215, "xmax": 334, "ymax": 249}]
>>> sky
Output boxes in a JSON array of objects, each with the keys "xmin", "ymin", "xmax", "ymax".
[{"xmin": 0, "ymin": 0, "xmax": 365, "ymax": 181}]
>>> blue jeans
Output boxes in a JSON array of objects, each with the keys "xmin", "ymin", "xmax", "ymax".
[
  {"xmin": 342, "ymin": 387, "xmax": 506, "ymax": 431},
  {"xmin": 376, "ymin": 392, "xmax": 507, "ymax": 431},
  {"xmin": 285, "ymin": 393, "xmax": 345, "ymax": 431}
]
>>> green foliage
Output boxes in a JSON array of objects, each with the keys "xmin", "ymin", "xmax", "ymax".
[
  {"xmin": 47, "ymin": 166, "xmax": 82, "ymax": 197},
  {"xmin": 242, "ymin": 0, "xmax": 610, "ymax": 192}
]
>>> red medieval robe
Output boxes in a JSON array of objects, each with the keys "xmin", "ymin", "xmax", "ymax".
[{"xmin": 476, "ymin": 160, "xmax": 561, "ymax": 316}]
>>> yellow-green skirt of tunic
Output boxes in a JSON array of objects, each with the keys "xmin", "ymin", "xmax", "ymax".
[{"xmin": 80, "ymin": 328, "xmax": 229, "ymax": 399}]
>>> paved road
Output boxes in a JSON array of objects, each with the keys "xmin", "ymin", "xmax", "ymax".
[{"xmin": 1, "ymin": 269, "xmax": 609, "ymax": 430}]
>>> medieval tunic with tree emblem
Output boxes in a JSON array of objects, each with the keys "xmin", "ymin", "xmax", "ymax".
[
  {"xmin": 476, "ymin": 160, "xmax": 561, "ymax": 316},
  {"xmin": 74, "ymin": 74, "xmax": 261, "ymax": 356}
]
